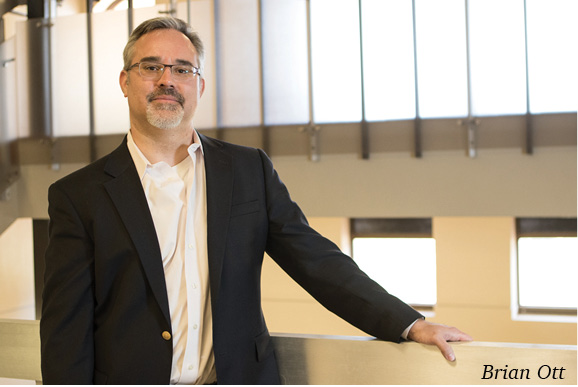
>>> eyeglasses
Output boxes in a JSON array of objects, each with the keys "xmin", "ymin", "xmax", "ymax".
[{"xmin": 128, "ymin": 61, "xmax": 201, "ymax": 81}]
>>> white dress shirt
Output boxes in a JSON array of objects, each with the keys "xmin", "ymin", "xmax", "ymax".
[{"xmin": 127, "ymin": 130, "xmax": 216, "ymax": 385}]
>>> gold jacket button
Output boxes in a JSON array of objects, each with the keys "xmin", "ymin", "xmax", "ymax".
[{"xmin": 162, "ymin": 331, "xmax": 172, "ymax": 341}]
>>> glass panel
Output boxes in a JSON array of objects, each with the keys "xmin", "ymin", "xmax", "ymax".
[
  {"xmin": 353, "ymin": 238, "xmax": 437, "ymax": 305},
  {"xmin": 178, "ymin": 0, "xmax": 218, "ymax": 130},
  {"xmin": 526, "ymin": 0, "xmax": 577, "ymax": 114},
  {"xmin": 414, "ymin": 0, "xmax": 468, "ymax": 118},
  {"xmin": 262, "ymin": 0, "xmax": 310, "ymax": 125},
  {"xmin": 92, "ymin": 0, "xmax": 155, "ymax": 12},
  {"xmin": 518, "ymin": 237, "xmax": 577, "ymax": 309},
  {"xmin": 310, "ymin": 0, "xmax": 362, "ymax": 123},
  {"xmin": 0, "ymin": 37, "xmax": 18, "ymax": 141},
  {"xmin": 361, "ymin": 0, "xmax": 416, "ymax": 121},
  {"xmin": 132, "ymin": 4, "xmax": 166, "ymax": 29},
  {"xmin": 93, "ymin": 9, "xmax": 130, "ymax": 135},
  {"xmin": 14, "ymin": 21, "xmax": 30, "ymax": 138},
  {"xmin": 468, "ymin": 0, "xmax": 527, "ymax": 116},
  {"xmin": 51, "ymin": 13, "xmax": 90, "ymax": 136},
  {"xmin": 216, "ymin": 0, "xmax": 261, "ymax": 127}
]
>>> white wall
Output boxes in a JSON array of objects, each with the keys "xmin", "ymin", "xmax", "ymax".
[{"xmin": 0, "ymin": 218, "xmax": 34, "ymax": 320}]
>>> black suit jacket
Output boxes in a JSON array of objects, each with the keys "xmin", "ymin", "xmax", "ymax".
[{"xmin": 40, "ymin": 134, "xmax": 422, "ymax": 384}]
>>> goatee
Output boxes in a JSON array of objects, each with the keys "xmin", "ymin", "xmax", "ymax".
[{"xmin": 146, "ymin": 87, "xmax": 186, "ymax": 129}]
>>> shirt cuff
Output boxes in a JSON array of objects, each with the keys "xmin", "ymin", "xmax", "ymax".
[{"xmin": 401, "ymin": 318, "xmax": 424, "ymax": 340}]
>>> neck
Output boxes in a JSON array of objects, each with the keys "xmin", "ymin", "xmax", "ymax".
[{"xmin": 130, "ymin": 124, "xmax": 194, "ymax": 166}]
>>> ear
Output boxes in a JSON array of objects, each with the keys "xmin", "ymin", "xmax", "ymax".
[
  {"xmin": 198, "ymin": 77, "xmax": 206, "ymax": 98},
  {"xmin": 119, "ymin": 70, "xmax": 129, "ymax": 97}
]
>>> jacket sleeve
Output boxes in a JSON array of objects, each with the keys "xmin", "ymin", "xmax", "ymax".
[
  {"xmin": 40, "ymin": 182, "xmax": 95, "ymax": 384},
  {"xmin": 258, "ymin": 149, "xmax": 423, "ymax": 342}
]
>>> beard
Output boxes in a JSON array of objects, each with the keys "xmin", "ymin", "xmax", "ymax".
[
  {"xmin": 146, "ymin": 103, "xmax": 185, "ymax": 129},
  {"xmin": 145, "ymin": 87, "xmax": 186, "ymax": 129}
]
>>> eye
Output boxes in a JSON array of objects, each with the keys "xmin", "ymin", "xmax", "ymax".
[
  {"xmin": 174, "ymin": 66, "xmax": 191, "ymax": 75},
  {"xmin": 142, "ymin": 63, "xmax": 163, "ymax": 72}
]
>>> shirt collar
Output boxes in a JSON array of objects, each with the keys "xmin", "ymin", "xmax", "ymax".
[{"xmin": 127, "ymin": 129, "xmax": 204, "ymax": 181}]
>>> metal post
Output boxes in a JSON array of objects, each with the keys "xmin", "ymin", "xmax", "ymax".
[
  {"xmin": 411, "ymin": 0, "xmax": 422, "ymax": 158},
  {"xmin": 213, "ymin": 0, "xmax": 224, "ymax": 140},
  {"xmin": 358, "ymin": 0, "xmax": 369, "ymax": 160},
  {"xmin": 26, "ymin": 0, "xmax": 53, "ymax": 139},
  {"xmin": 300, "ymin": 0, "xmax": 321, "ymax": 162},
  {"xmin": 128, "ymin": 0, "xmax": 134, "ymax": 34},
  {"xmin": 464, "ymin": 0, "xmax": 477, "ymax": 158},
  {"xmin": 87, "ymin": 0, "xmax": 97, "ymax": 162},
  {"xmin": 256, "ymin": 0, "xmax": 270, "ymax": 154},
  {"xmin": 522, "ymin": 0, "xmax": 533, "ymax": 155}
]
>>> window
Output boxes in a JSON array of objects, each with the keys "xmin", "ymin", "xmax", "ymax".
[
  {"xmin": 40, "ymin": 0, "xmax": 576, "ymax": 137},
  {"xmin": 526, "ymin": 0, "xmax": 577, "ymax": 114},
  {"xmin": 351, "ymin": 218, "xmax": 436, "ymax": 309},
  {"xmin": 514, "ymin": 218, "xmax": 577, "ymax": 321},
  {"xmin": 310, "ymin": 0, "xmax": 362, "ymax": 123}
]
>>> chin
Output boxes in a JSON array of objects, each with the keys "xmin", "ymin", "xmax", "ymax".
[{"xmin": 146, "ymin": 110, "xmax": 185, "ymax": 130}]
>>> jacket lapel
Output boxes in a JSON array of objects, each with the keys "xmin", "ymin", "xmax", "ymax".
[
  {"xmin": 200, "ymin": 134, "xmax": 233, "ymax": 308},
  {"xmin": 102, "ymin": 138, "xmax": 171, "ymax": 325}
]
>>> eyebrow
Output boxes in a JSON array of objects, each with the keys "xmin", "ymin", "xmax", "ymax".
[{"xmin": 138, "ymin": 56, "xmax": 195, "ymax": 67}]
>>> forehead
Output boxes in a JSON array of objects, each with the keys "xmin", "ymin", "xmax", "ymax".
[{"xmin": 132, "ymin": 29, "xmax": 198, "ymax": 63}]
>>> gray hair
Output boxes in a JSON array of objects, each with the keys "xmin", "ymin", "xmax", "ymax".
[{"xmin": 122, "ymin": 17, "xmax": 205, "ymax": 76}]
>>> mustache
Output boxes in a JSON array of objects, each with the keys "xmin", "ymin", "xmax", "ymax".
[{"xmin": 147, "ymin": 87, "xmax": 185, "ymax": 105}]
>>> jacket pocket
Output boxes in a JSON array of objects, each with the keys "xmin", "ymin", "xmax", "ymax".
[
  {"xmin": 231, "ymin": 200, "xmax": 260, "ymax": 218},
  {"xmin": 254, "ymin": 329, "xmax": 275, "ymax": 362}
]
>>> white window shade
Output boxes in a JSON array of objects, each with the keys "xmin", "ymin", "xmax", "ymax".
[
  {"xmin": 361, "ymin": 0, "xmax": 416, "ymax": 121},
  {"xmin": 310, "ymin": 0, "xmax": 362, "ymax": 123},
  {"xmin": 51, "ymin": 14, "xmax": 90, "ymax": 137},
  {"xmin": 92, "ymin": 9, "xmax": 130, "ymax": 135},
  {"xmin": 216, "ymin": 0, "xmax": 261, "ymax": 127},
  {"xmin": 414, "ymin": 0, "xmax": 468, "ymax": 118},
  {"xmin": 468, "ymin": 0, "xmax": 527, "ymax": 116},
  {"xmin": 526, "ymin": 0, "xmax": 577, "ymax": 114},
  {"xmin": 262, "ymin": 0, "xmax": 310, "ymax": 126}
]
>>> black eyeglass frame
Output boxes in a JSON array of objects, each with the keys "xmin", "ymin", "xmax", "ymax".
[{"xmin": 127, "ymin": 61, "xmax": 201, "ymax": 80}]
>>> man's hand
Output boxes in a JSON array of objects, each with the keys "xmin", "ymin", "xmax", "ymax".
[{"xmin": 407, "ymin": 319, "xmax": 473, "ymax": 362}]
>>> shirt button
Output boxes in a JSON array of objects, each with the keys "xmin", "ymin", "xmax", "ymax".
[
  {"xmin": 188, "ymin": 364, "xmax": 194, "ymax": 370},
  {"xmin": 192, "ymin": 283, "xmax": 197, "ymax": 289},
  {"xmin": 188, "ymin": 244, "xmax": 193, "ymax": 249},
  {"xmin": 162, "ymin": 331, "xmax": 171, "ymax": 341},
  {"xmin": 193, "ymin": 324, "xmax": 198, "ymax": 330}
]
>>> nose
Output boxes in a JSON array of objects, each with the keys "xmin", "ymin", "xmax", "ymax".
[{"xmin": 156, "ymin": 66, "xmax": 175, "ymax": 87}]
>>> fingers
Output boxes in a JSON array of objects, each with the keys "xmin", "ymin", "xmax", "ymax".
[
  {"xmin": 435, "ymin": 338, "xmax": 456, "ymax": 362},
  {"xmin": 444, "ymin": 326, "xmax": 473, "ymax": 342},
  {"xmin": 407, "ymin": 320, "xmax": 473, "ymax": 362},
  {"xmin": 438, "ymin": 327, "xmax": 473, "ymax": 361},
  {"xmin": 454, "ymin": 331, "xmax": 474, "ymax": 342}
]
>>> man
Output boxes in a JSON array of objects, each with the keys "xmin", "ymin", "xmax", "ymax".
[{"xmin": 40, "ymin": 17, "xmax": 471, "ymax": 385}]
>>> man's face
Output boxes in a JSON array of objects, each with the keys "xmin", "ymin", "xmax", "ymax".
[{"xmin": 119, "ymin": 29, "xmax": 205, "ymax": 131}]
